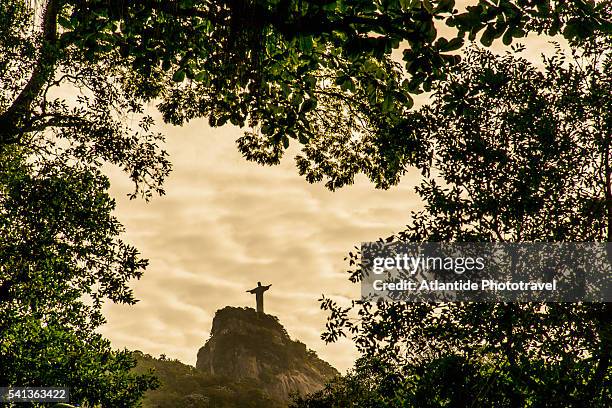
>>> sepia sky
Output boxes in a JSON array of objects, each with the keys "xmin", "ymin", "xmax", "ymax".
[
  {"xmin": 101, "ymin": 118, "xmax": 422, "ymax": 372},
  {"xmin": 98, "ymin": 2, "xmax": 567, "ymax": 373}
]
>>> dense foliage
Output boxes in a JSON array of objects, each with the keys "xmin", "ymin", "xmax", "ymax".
[
  {"xmin": 3, "ymin": 1, "xmax": 610, "ymax": 189},
  {"xmin": 315, "ymin": 31, "xmax": 612, "ymax": 408},
  {"xmin": 133, "ymin": 352, "xmax": 285, "ymax": 408},
  {"xmin": 1, "ymin": 0, "xmax": 611, "ymax": 406},
  {"xmin": 0, "ymin": 0, "xmax": 166, "ymax": 405},
  {"xmin": 0, "ymin": 146, "xmax": 160, "ymax": 405}
]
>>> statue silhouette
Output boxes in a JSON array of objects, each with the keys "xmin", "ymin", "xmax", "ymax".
[{"xmin": 247, "ymin": 282, "xmax": 272, "ymax": 314}]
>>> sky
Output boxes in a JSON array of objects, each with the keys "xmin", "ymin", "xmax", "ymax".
[
  {"xmin": 101, "ymin": 119, "xmax": 422, "ymax": 373},
  {"xmin": 98, "ymin": 2, "xmax": 567, "ymax": 373}
]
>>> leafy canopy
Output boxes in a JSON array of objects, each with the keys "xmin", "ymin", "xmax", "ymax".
[
  {"xmin": 1, "ymin": 0, "xmax": 610, "ymax": 406},
  {"xmin": 317, "ymin": 36, "xmax": 612, "ymax": 407},
  {"xmin": 4, "ymin": 1, "xmax": 610, "ymax": 189},
  {"xmin": 0, "ymin": 1, "xmax": 165, "ymax": 405}
]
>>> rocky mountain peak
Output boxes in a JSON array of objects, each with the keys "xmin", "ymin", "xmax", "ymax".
[{"xmin": 196, "ymin": 306, "xmax": 338, "ymax": 402}]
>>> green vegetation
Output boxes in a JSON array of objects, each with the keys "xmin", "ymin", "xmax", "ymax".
[
  {"xmin": 314, "ymin": 21, "xmax": 612, "ymax": 408},
  {"xmin": 133, "ymin": 352, "xmax": 284, "ymax": 408},
  {"xmin": 1, "ymin": 0, "xmax": 610, "ymax": 406}
]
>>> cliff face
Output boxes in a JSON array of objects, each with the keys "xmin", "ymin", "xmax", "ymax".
[{"xmin": 196, "ymin": 307, "xmax": 338, "ymax": 402}]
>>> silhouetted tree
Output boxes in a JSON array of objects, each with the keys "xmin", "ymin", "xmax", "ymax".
[
  {"xmin": 0, "ymin": 1, "xmax": 164, "ymax": 405},
  {"xmin": 318, "ymin": 32, "xmax": 611, "ymax": 407},
  {"xmin": 2, "ymin": 1, "xmax": 609, "ymax": 187},
  {"xmin": 1, "ymin": 0, "xmax": 609, "ymax": 406}
]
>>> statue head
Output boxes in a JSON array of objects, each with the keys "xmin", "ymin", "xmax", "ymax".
[{"xmin": 257, "ymin": 281, "xmax": 262, "ymax": 286}]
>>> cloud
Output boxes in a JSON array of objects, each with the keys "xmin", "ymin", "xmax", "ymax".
[
  {"xmin": 99, "ymin": 34, "xmax": 567, "ymax": 373},
  {"xmin": 100, "ymin": 116, "xmax": 419, "ymax": 373}
]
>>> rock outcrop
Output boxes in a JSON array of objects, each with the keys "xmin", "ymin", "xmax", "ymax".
[{"xmin": 196, "ymin": 307, "xmax": 338, "ymax": 402}]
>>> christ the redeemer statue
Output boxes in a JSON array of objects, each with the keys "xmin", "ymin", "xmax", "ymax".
[{"xmin": 247, "ymin": 282, "xmax": 271, "ymax": 314}]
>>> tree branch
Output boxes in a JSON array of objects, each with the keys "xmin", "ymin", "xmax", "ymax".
[{"xmin": 0, "ymin": 0, "xmax": 59, "ymax": 144}]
